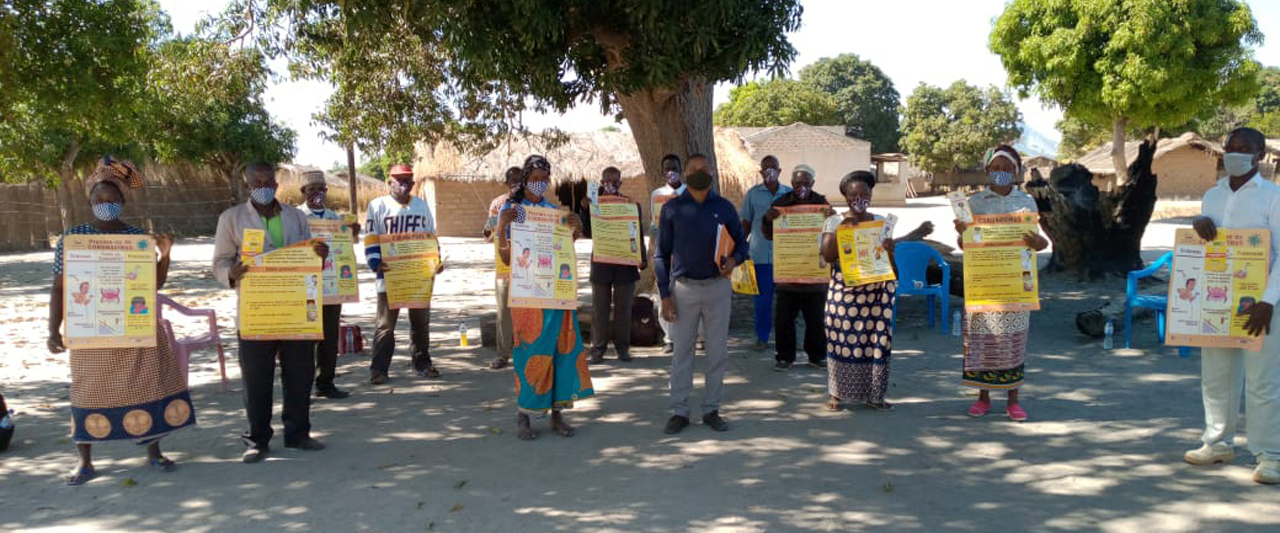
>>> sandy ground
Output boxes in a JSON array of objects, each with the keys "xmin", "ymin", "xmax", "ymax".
[{"xmin": 1, "ymin": 198, "xmax": 1278, "ymax": 533}]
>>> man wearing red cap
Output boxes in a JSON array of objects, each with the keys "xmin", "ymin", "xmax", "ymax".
[{"xmin": 364, "ymin": 163, "xmax": 440, "ymax": 384}]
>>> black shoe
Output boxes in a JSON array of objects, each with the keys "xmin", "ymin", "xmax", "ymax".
[
  {"xmin": 617, "ymin": 352, "xmax": 632, "ymax": 362},
  {"xmin": 662, "ymin": 343, "xmax": 674, "ymax": 354},
  {"xmin": 589, "ymin": 352, "xmax": 605, "ymax": 364},
  {"xmin": 663, "ymin": 415, "xmax": 690, "ymax": 434},
  {"xmin": 807, "ymin": 359, "xmax": 828, "ymax": 369},
  {"xmin": 284, "ymin": 437, "xmax": 326, "ymax": 451},
  {"xmin": 369, "ymin": 371, "xmax": 388, "ymax": 385},
  {"xmin": 242, "ymin": 445, "xmax": 268, "ymax": 463},
  {"xmin": 773, "ymin": 361, "xmax": 792, "ymax": 371},
  {"xmin": 315, "ymin": 386, "xmax": 350, "ymax": 399},
  {"xmin": 415, "ymin": 366, "xmax": 441, "ymax": 379},
  {"xmin": 702, "ymin": 411, "xmax": 729, "ymax": 432}
]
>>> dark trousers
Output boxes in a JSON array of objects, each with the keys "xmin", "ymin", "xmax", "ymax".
[
  {"xmin": 590, "ymin": 281, "xmax": 636, "ymax": 356},
  {"xmin": 775, "ymin": 290, "xmax": 826, "ymax": 364},
  {"xmin": 315, "ymin": 304, "xmax": 342, "ymax": 390},
  {"xmin": 238, "ymin": 338, "xmax": 315, "ymax": 448},
  {"xmin": 371, "ymin": 292, "xmax": 431, "ymax": 375}
]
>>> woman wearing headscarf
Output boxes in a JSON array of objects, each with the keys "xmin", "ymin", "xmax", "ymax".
[
  {"xmin": 954, "ymin": 146, "xmax": 1049, "ymax": 421},
  {"xmin": 819, "ymin": 171, "xmax": 898, "ymax": 411},
  {"xmin": 496, "ymin": 155, "xmax": 593, "ymax": 440},
  {"xmin": 46, "ymin": 157, "xmax": 193, "ymax": 485}
]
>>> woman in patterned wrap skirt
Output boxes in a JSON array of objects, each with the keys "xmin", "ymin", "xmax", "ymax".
[
  {"xmin": 47, "ymin": 158, "xmax": 194, "ymax": 485},
  {"xmin": 820, "ymin": 171, "xmax": 898, "ymax": 411}
]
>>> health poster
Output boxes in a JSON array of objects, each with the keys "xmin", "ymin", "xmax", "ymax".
[
  {"xmin": 62, "ymin": 234, "xmax": 157, "ymax": 349},
  {"xmin": 308, "ymin": 219, "xmax": 359, "ymax": 305},
  {"xmin": 494, "ymin": 238, "xmax": 511, "ymax": 279},
  {"xmin": 382, "ymin": 232, "xmax": 440, "ymax": 309},
  {"xmin": 1166, "ymin": 228, "xmax": 1270, "ymax": 351},
  {"xmin": 590, "ymin": 196, "xmax": 643, "ymax": 266},
  {"xmin": 732, "ymin": 259, "xmax": 760, "ymax": 295},
  {"xmin": 961, "ymin": 213, "xmax": 1041, "ymax": 312},
  {"xmin": 836, "ymin": 220, "xmax": 896, "ymax": 286},
  {"xmin": 772, "ymin": 205, "xmax": 829, "ymax": 284},
  {"xmin": 238, "ymin": 240, "xmax": 323, "ymax": 340},
  {"xmin": 509, "ymin": 206, "xmax": 578, "ymax": 309},
  {"xmin": 652, "ymin": 193, "xmax": 677, "ymax": 229}
]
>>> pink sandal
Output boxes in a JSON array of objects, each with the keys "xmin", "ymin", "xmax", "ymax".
[
  {"xmin": 966, "ymin": 399, "xmax": 990, "ymax": 417},
  {"xmin": 1007, "ymin": 404, "xmax": 1028, "ymax": 422}
]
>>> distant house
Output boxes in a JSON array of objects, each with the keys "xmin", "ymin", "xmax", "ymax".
[
  {"xmin": 414, "ymin": 128, "xmax": 764, "ymax": 237},
  {"xmin": 1075, "ymin": 132, "xmax": 1222, "ymax": 198},
  {"xmin": 732, "ymin": 124, "xmax": 877, "ymax": 204},
  {"xmin": 1264, "ymin": 139, "xmax": 1280, "ymax": 179},
  {"xmin": 1022, "ymin": 155, "xmax": 1059, "ymax": 181}
]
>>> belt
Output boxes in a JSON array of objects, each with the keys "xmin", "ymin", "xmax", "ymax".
[{"xmin": 676, "ymin": 276, "xmax": 726, "ymax": 286}]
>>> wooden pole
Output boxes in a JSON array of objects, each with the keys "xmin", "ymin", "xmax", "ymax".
[{"xmin": 346, "ymin": 144, "xmax": 358, "ymax": 214}]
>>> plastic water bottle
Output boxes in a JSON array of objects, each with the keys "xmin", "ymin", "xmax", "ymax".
[
  {"xmin": 952, "ymin": 310, "xmax": 962, "ymax": 337},
  {"xmin": 1103, "ymin": 319, "xmax": 1115, "ymax": 350},
  {"xmin": 459, "ymin": 321, "xmax": 469, "ymax": 347}
]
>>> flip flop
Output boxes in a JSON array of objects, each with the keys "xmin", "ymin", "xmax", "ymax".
[
  {"xmin": 66, "ymin": 466, "xmax": 97, "ymax": 486},
  {"xmin": 1007, "ymin": 404, "xmax": 1028, "ymax": 422},
  {"xmin": 967, "ymin": 399, "xmax": 991, "ymax": 418},
  {"xmin": 148, "ymin": 456, "xmax": 178, "ymax": 472}
]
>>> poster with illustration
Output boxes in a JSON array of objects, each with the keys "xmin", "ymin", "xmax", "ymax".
[
  {"xmin": 836, "ymin": 220, "xmax": 896, "ymax": 287},
  {"xmin": 1166, "ymin": 228, "xmax": 1269, "ymax": 351},
  {"xmin": 509, "ymin": 206, "xmax": 578, "ymax": 309},
  {"xmin": 961, "ymin": 213, "xmax": 1041, "ymax": 312},
  {"xmin": 590, "ymin": 196, "xmax": 643, "ymax": 266},
  {"xmin": 382, "ymin": 232, "xmax": 440, "ymax": 309},
  {"xmin": 772, "ymin": 205, "xmax": 829, "ymax": 284},
  {"xmin": 307, "ymin": 219, "xmax": 359, "ymax": 305},
  {"xmin": 237, "ymin": 240, "xmax": 324, "ymax": 340},
  {"xmin": 62, "ymin": 234, "xmax": 158, "ymax": 349}
]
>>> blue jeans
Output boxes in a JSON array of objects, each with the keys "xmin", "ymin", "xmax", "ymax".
[{"xmin": 753, "ymin": 262, "xmax": 774, "ymax": 343}]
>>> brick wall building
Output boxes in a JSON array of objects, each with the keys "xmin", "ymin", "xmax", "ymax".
[{"xmin": 1076, "ymin": 132, "xmax": 1223, "ymax": 198}]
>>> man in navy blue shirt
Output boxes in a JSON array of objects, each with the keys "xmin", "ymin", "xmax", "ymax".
[{"xmin": 655, "ymin": 154, "xmax": 749, "ymax": 434}]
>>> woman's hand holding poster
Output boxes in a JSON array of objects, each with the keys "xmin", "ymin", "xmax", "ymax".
[
  {"xmin": 382, "ymin": 232, "xmax": 440, "ymax": 309},
  {"xmin": 590, "ymin": 197, "xmax": 642, "ymax": 266},
  {"xmin": 837, "ymin": 220, "xmax": 896, "ymax": 286},
  {"xmin": 62, "ymin": 234, "xmax": 158, "ymax": 349},
  {"xmin": 308, "ymin": 219, "xmax": 359, "ymax": 305},
  {"xmin": 772, "ymin": 205, "xmax": 829, "ymax": 284},
  {"xmin": 509, "ymin": 206, "xmax": 578, "ymax": 309},
  {"xmin": 238, "ymin": 239, "xmax": 324, "ymax": 340},
  {"xmin": 961, "ymin": 213, "xmax": 1041, "ymax": 312},
  {"xmin": 1166, "ymin": 228, "xmax": 1270, "ymax": 351}
]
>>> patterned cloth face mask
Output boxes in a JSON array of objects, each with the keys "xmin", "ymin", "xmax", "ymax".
[
  {"xmin": 92, "ymin": 202, "xmax": 122, "ymax": 221},
  {"xmin": 849, "ymin": 197, "xmax": 871, "ymax": 213},
  {"xmin": 763, "ymin": 168, "xmax": 780, "ymax": 184},
  {"xmin": 250, "ymin": 187, "xmax": 277, "ymax": 205},
  {"xmin": 527, "ymin": 181, "xmax": 550, "ymax": 198},
  {"xmin": 601, "ymin": 182, "xmax": 620, "ymax": 195},
  {"xmin": 665, "ymin": 171, "xmax": 681, "ymax": 187},
  {"xmin": 989, "ymin": 171, "xmax": 1014, "ymax": 187}
]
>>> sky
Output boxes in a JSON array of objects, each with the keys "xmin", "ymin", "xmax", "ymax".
[{"xmin": 159, "ymin": 0, "xmax": 1280, "ymax": 168}]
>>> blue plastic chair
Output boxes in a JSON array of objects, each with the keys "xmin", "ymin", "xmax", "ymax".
[
  {"xmin": 892, "ymin": 242, "xmax": 951, "ymax": 334},
  {"xmin": 1125, "ymin": 252, "xmax": 1191, "ymax": 357}
]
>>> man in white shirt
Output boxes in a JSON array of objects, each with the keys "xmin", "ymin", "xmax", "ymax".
[
  {"xmin": 650, "ymin": 154, "xmax": 686, "ymax": 353},
  {"xmin": 299, "ymin": 170, "xmax": 355, "ymax": 399},
  {"xmin": 1185, "ymin": 127, "xmax": 1280, "ymax": 485},
  {"xmin": 364, "ymin": 164, "xmax": 440, "ymax": 384}
]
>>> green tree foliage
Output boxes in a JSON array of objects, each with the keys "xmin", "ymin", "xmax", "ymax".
[
  {"xmin": 357, "ymin": 150, "xmax": 415, "ymax": 182},
  {"xmin": 147, "ymin": 37, "xmax": 296, "ymax": 199},
  {"xmin": 234, "ymin": 0, "xmax": 802, "ymax": 188},
  {"xmin": 712, "ymin": 79, "xmax": 840, "ymax": 128},
  {"xmin": 900, "ymin": 81, "xmax": 1022, "ymax": 174},
  {"xmin": 991, "ymin": 0, "xmax": 1262, "ymax": 173},
  {"xmin": 798, "ymin": 54, "xmax": 901, "ymax": 152}
]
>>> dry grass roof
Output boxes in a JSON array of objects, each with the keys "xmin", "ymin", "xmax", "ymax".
[{"xmin": 1075, "ymin": 132, "xmax": 1222, "ymax": 175}]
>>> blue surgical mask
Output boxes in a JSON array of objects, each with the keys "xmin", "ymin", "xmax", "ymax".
[
  {"xmin": 989, "ymin": 171, "xmax": 1013, "ymax": 187},
  {"xmin": 250, "ymin": 186, "xmax": 277, "ymax": 205},
  {"xmin": 527, "ymin": 181, "xmax": 550, "ymax": 198},
  {"xmin": 92, "ymin": 202, "xmax": 122, "ymax": 221},
  {"xmin": 1224, "ymin": 152, "xmax": 1256, "ymax": 177}
]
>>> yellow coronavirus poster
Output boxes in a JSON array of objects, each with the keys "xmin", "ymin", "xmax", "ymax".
[
  {"xmin": 238, "ymin": 240, "xmax": 324, "ymax": 340},
  {"xmin": 62, "ymin": 234, "xmax": 158, "ymax": 349},
  {"xmin": 837, "ymin": 220, "xmax": 896, "ymax": 286},
  {"xmin": 1166, "ymin": 228, "xmax": 1270, "ymax": 351},
  {"xmin": 772, "ymin": 205, "xmax": 829, "ymax": 284},
  {"xmin": 382, "ymin": 232, "xmax": 441, "ymax": 309},
  {"xmin": 509, "ymin": 207, "xmax": 578, "ymax": 309},
  {"xmin": 308, "ymin": 219, "xmax": 359, "ymax": 305},
  {"xmin": 961, "ymin": 213, "xmax": 1041, "ymax": 312}
]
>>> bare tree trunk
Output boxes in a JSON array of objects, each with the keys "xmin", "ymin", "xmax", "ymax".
[
  {"xmin": 346, "ymin": 144, "xmax": 358, "ymax": 214},
  {"xmin": 1111, "ymin": 117, "xmax": 1128, "ymax": 184},
  {"xmin": 55, "ymin": 137, "xmax": 83, "ymax": 232},
  {"xmin": 615, "ymin": 77, "xmax": 717, "ymax": 292}
]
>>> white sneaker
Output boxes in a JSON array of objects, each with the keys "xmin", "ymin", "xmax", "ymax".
[
  {"xmin": 1253, "ymin": 460, "xmax": 1280, "ymax": 484},
  {"xmin": 1184, "ymin": 443, "xmax": 1235, "ymax": 465}
]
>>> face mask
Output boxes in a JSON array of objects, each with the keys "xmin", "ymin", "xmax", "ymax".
[
  {"xmin": 989, "ymin": 171, "xmax": 1014, "ymax": 187},
  {"xmin": 527, "ymin": 181, "xmax": 550, "ymax": 198},
  {"xmin": 849, "ymin": 197, "xmax": 870, "ymax": 213},
  {"xmin": 795, "ymin": 185, "xmax": 811, "ymax": 199},
  {"xmin": 685, "ymin": 171, "xmax": 714, "ymax": 191},
  {"xmin": 1224, "ymin": 152, "xmax": 1256, "ymax": 177},
  {"xmin": 92, "ymin": 202, "xmax": 122, "ymax": 221},
  {"xmin": 665, "ymin": 170, "xmax": 682, "ymax": 187},
  {"xmin": 250, "ymin": 186, "xmax": 277, "ymax": 205},
  {"xmin": 307, "ymin": 191, "xmax": 326, "ymax": 207},
  {"xmin": 602, "ymin": 182, "xmax": 620, "ymax": 195},
  {"xmin": 762, "ymin": 168, "xmax": 779, "ymax": 184},
  {"xmin": 389, "ymin": 179, "xmax": 413, "ymax": 197}
]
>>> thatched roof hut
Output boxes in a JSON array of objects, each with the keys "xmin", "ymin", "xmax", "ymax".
[
  {"xmin": 275, "ymin": 163, "xmax": 388, "ymax": 213},
  {"xmin": 1074, "ymin": 132, "xmax": 1222, "ymax": 197}
]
